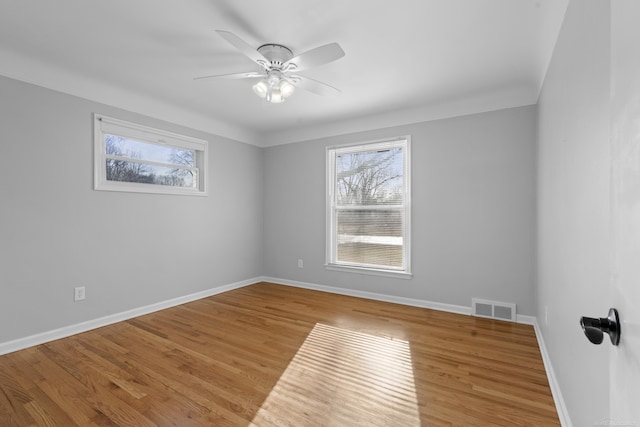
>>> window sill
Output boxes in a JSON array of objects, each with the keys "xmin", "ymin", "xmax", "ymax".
[
  {"xmin": 95, "ymin": 181, "xmax": 207, "ymax": 196},
  {"xmin": 325, "ymin": 264, "xmax": 412, "ymax": 279}
]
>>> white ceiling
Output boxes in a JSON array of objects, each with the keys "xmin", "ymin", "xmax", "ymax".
[{"xmin": 0, "ymin": 0, "xmax": 567, "ymax": 146}]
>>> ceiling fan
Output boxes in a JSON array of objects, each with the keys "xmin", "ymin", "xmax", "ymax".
[{"xmin": 195, "ymin": 30, "xmax": 345, "ymax": 104}]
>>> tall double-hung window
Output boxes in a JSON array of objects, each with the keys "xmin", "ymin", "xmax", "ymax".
[
  {"xmin": 326, "ymin": 137, "xmax": 411, "ymax": 277},
  {"xmin": 94, "ymin": 114, "xmax": 208, "ymax": 196}
]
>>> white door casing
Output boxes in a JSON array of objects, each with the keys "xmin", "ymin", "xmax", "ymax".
[{"xmin": 610, "ymin": 0, "xmax": 640, "ymax": 423}]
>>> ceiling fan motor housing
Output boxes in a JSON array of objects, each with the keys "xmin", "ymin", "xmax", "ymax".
[{"xmin": 257, "ymin": 44, "xmax": 294, "ymax": 69}]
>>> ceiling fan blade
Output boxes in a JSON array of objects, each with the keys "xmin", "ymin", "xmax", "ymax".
[
  {"xmin": 215, "ymin": 4, "xmax": 263, "ymax": 42},
  {"xmin": 284, "ymin": 43, "xmax": 345, "ymax": 72},
  {"xmin": 216, "ymin": 30, "xmax": 269, "ymax": 67},
  {"xmin": 194, "ymin": 71, "xmax": 265, "ymax": 81},
  {"xmin": 288, "ymin": 75, "xmax": 341, "ymax": 96}
]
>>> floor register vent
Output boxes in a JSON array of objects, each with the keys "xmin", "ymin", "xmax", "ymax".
[{"xmin": 472, "ymin": 298, "xmax": 517, "ymax": 322}]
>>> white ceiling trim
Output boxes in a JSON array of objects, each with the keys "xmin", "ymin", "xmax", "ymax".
[
  {"xmin": 263, "ymin": 86, "xmax": 537, "ymax": 147},
  {"xmin": 0, "ymin": 47, "xmax": 262, "ymax": 146}
]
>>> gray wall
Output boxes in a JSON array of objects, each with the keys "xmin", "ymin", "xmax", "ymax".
[
  {"xmin": 264, "ymin": 106, "xmax": 537, "ymax": 314},
  {"xmin": 536, "ymin": 0, "xmax": 611, "ymax": 424},
  {"xmin": 0, "ymin": 76, "xmax": 264, "ymax": 343}
]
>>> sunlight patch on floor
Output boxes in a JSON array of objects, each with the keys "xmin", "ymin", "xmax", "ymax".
[{"xmin": 251, "ymin": 323, "xmax": 420, "ymax": 426}]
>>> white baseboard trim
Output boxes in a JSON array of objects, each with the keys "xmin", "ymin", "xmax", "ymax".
[
  {"xmin": 0, "ymin": 277, "xmax": 260, "ymax": 356},
  {"xmin": 262, "ymin": 277, "xmax": 545, "ymax": 326},
  {"xmin": 516, "ymin": 314, "xmax": 537, "ymax": 325},
  {"xmin": 262, "ymin": 276, "xmax": 472, "ymax": 316},
  {"xmin": 532, "ymin": 319, "xmax": 572, "ymax": 427}
]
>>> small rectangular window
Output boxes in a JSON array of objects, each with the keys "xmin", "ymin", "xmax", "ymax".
[
  {"xmin": 94, "ymin": 114, "xmax": 207, "ymax": 195},
  {"xmin": 326, "ymin": 137, "xmax": 411, "ymax": 277}
]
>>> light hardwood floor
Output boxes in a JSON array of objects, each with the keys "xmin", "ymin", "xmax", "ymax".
[{"xmin": 0, "ymin": 282, "xmax": 560, "ymax": 426}]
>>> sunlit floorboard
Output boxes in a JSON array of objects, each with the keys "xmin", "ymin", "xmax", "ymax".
[{"xmin": 252, "ymin": 323, "xmax": 420, "ymax": 426}]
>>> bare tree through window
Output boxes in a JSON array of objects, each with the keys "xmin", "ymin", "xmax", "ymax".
[
  {"xmin": 104, "ymin": 135, "xmax": 194, "ymax": 187},
  {"xmin": 169, "ymin": 148, "xmax": 195, "ymax": 182},
  {"xmin": 333, "ymin": 146, "xmax": 406, "ymax": 268},
  {"xmin": 105, "ymin": 135, "xmax": 153, "ymax": 183},
  {"xmin": 336, "ymin": 148, "xmax": 403, "ymax": 205}
]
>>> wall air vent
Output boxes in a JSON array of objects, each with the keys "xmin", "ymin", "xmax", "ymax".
[{"xmin": 472, "ymin": 298, "xmax": 517, "ymax": 322}]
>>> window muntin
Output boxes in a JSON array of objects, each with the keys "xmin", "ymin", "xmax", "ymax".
[
  {"xmin": 94, "ymin": 115, "xmax": 207, "ymax": 195},
  {"xmin": 327, "ymin": 138, "xmax": 411, "ymax": 276}
]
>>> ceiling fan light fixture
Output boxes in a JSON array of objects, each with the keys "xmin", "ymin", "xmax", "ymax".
[
  {"xmin": 279, "ymin": 80, "xmax": 295, "ymax": 99},
  {"xmin": 253, "ymin": 75, "xmax": 289, "ymax": 103},
  {"xmin": 252, "ymin": 79, "xmax": 269, "ymax": 98},
  {"xmin": 267, "ymin": 87, "xmax": 284, "ymax": 103}
]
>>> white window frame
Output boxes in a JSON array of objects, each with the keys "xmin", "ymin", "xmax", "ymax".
[
  {"xmin": 326, "ymin": 136, "xmax": 412, "ymax": 279},
  {"xmin": 94, "ymin": 114, "xmax": 208, "ymax": 196}
]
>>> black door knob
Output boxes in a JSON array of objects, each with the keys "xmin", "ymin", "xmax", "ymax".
[{"xmin": 580, "ymin": 308, "xmax": 621, "ymax": 346}]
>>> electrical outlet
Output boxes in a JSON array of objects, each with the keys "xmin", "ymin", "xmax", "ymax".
[
  {"xmin": 74, "ymin": 286, "xmax": 86, "ymax": 301},
  {"xmin": 298, "ymin": 259, "xmax": 304, "ymax": 268}
]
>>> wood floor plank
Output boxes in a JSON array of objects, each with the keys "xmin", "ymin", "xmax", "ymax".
[{"xmin": 0, "ymin": 282, "xmax": 560, "ymax": 425}]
